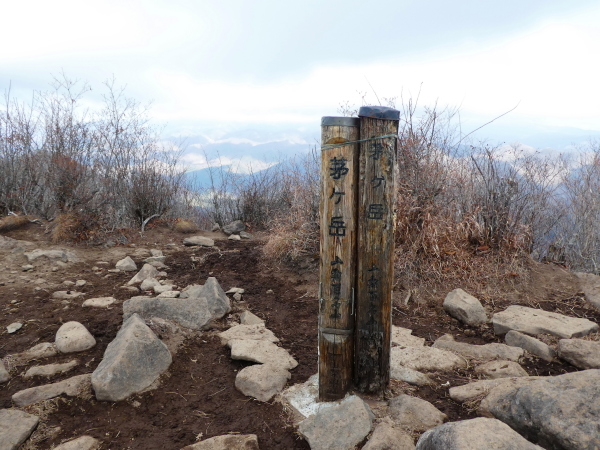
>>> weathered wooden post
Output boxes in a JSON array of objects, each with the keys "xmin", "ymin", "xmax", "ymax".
[
  {"xmin": 318, "ymin": 116, "xmax": 359, "ymax": 400},
  {"xmin": 354, "ymin": 106, "xmax": 399, "ymax": 394}
]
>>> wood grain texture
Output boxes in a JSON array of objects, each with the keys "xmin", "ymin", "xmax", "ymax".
[{"xmin": 319, "ymin": 120, "xmax": 359, "ymax": 400}]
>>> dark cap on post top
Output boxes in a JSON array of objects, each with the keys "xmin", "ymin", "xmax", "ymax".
[
  {"xmin": 358, "ymin": 106, "xmax": 400, "ymax": 120},
  {"xmin": 321, "ymin": 117, "xmax": 360, "ymax": 127}
]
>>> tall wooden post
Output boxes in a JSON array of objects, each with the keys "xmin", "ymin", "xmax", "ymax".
[
  {"xmin": 319, "ymin": 116, "xmax": 359, "ymax": 401},
  {"xmin": 355, "ymin": 106, "xmax": 399, "ymax": 394}
]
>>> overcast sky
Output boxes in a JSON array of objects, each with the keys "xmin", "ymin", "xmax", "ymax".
[{"xmin": 2, "ymin": 0, "xmax": 600, "ymax": 170}]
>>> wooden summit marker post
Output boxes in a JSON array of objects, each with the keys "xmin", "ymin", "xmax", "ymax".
[
  {"xmin": 355, "ymin": 106, "xmax": 399, "ymax": 394},
  {"xmin": 318, "ymin": 116, "xmax": 359, "ymax": 401}
]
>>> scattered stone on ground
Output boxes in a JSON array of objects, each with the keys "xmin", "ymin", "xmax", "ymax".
[
  {"xmin": 55, "ymin": 321, "xmax": 96, "ymax": 353},
  {"xmin": 75, "ymin": 279, "xmax": 87, "ymax": 287},
  {"xmin": 443, "ymin": 288, "xmax": 488, "ymax": 326},
  {"xmin": 145, "ymin": 256, "xmax": 166, "ymax": 264},
  {"xmin": 219, "ymin": 324, "xmax": 279, "ymax": 346},
  {"xmin": 235, "ymin": 363, "xmax": 291, "ymax": 402},
  {"xmin": 474, "ymin": 360, "xmax": 529, "ymax": 379},
  {"xmin": 558, "ymin": 338, "xmax": 600, "ymax": 369},
  {"xmin": 24, "ymin": 360, "xmax": 79, "ymax": 378},
  {"xmin": 229, "ymin": 339, "xmax": 298, "ymax": 370},
  {"xmin": 226, "ymin": 287, "xmax": 245, "ymax": 294},
  {"xmin": 575, "ymin": 271, "xmax": 600, "ymax": 310},
  {"xmin": 11, "ymin": 342, "xmax": 58, "ymax": 365},
  {"xmin": 483, "ymin": 369, "xmax": 600, "ymax": 450},
  {"xmin": 91, "ymin": 314, "xmax": 172, "ymax": 401},
  {"xmin": 390, "ymin": 365, "xmax": 433, "ymax": 386},
  {"xmin": 390, "ymin": 345, "xmax": 467, "ymax": 373},
  {"xmin": 240, "ymin": 310, "xmax": 264, "ymax": 326},
  {"xmin": 153, "ymin": 284, "xmax": 175, "ymax": 294},
  {"xmin": 492, "ymin": 305, "xmax": 599, "ymax": 338},
  {"xmin": 222, "ymin": 220, "xmax": 245, "ymax": 236},
  {"xmin": 115, "ymin": 256, "xmax": 137, "ymax": 272},
  {"xmin": 53, "ymin": 435, "xmax": 101, "ymax": 450},
  {"xmin": 239, "ymin": 231, "xmax": 253, "ymax": 239},
  {"xmin": 12, "ymin": 373, "xmax": 91, "ymax": 407},
  {"xmin": 362, "ymin": 418, "xmax": 415, "ymax": 450},
  {"xmin": 228, "ymin": 234, "xmax": 241, "ymax": 241},
  {"xmin": 24, "ymin": 249, "xmax": 73, "ymax": 263},
  {"xmin": 415, "ymin": 417, "xmax": 544, "ymax": 450},
  {"xmin": 52, "ymin": 290, "xmax": 84, "ymax": 300},
  {"xmin": 432, "ymin": 335, "xmax": 523, "ymax": 362},
  {"xmin": 7, "ymin": 322, "xmax": 22, "ymax": 333},
  {"xmin": 504, "ymin": 330, "xmax": 556, "ymax": 361},
  {"xmin": 0, "ymin": 359, "xmax": 9, "ymax": 383},
  {"xmin": 388, "ymin": 394, "xmax": 447, "ymax": 432},
  {"xmin": 298, "ymin": 395, "xmax": 373, "ymax": 450},
  {"xmin": 140, "ymin": 277, "xmax": 161, "ymax": 291},
  {"xmin": 127, "ymin": 263, "xmax": 160, "ymax": 286},
  {"xmin": 150, "ymin": 249, "xmax": 163, "ymax": 257},
  {"xmin": 0, "ymin": 408, "xmax": 40, "ymax": 450},
  {"xmin": 157, "ymin": 290, "xmax": 180, "ymax": 298},
  {"xmin": 391, "ymin": 326, "xmax": 425, "ymax": 347},
  {"xmin": 449, "ymin": 376, "xmax": 544, "ymax": 403},
  {"xmin": 83, "ymin": 296, "xmax": 116, "ymax": 308},
  {"xmin": 182, "ymin": 236, "xmax": 215, "ymax": 247},
  {"xmin": 181, "ymin": 434, "xmax": 259, "ymax": 450}
]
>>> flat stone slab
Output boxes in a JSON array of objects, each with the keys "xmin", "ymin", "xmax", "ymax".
[
  {"xmin": 183, "ymin": 236, "xmax": 214, "ymax": 247},
  {"xmin": 230, "ymin": 339, "xmax": 298, "ymax": 370},
  {"xmin": 392, "ymin": 326, "xmax": 425, "ymax": 347},
  {"xmin": 0, "ymin": 408, "xmax": 40, "ymax": 450},
  {"xmin": 390, "ymin": 365, "xmax": 433, "ymax": 386},
  {"xmin": 433, "ymin": 338, "xmax": 523, "ymax": 362},
  {"xmin": 235, "ymin": 364, "xmax": 290, "ymax": 402},
  {"xmin": 474, "ymin": 360, "xmax": 529, "ymax": 379},
  {"xmin": 53, "ymin": 435, "xmax": 101, "ymax": 450},
  {"xmin": 123, "ymin": 296, "xmax": 215, "ymax": 331},
  {"xmin": 12, "ymin": 373, "xmax": 91, "ymax": 407},
  {"xmin": 24, "ymin": 360, "xmax": 79, "ymax": 378},
  {"xmin": 443, "ymin": 288, "xmax": 488, "ymax": 326},
  {"xmin": 390, "ymin": 346, "xmax": 467, "ymax": 372},
  {"xmin": 219, "ymin": 324, "xmax": 279, "ymax": 346},
  {"xmin": 12, "ymin": 342, "xmax": 58, "ymax": 365},
  {"xmin": 388, "ymin": 394, "xmax": 447, "ymax": 432},
  {"xmin": 181, "ymin": 434, "xmax": 258, "ymax": 450},
  {"xmin": 449, "ymin": 376, "xmax": 544, "ymax": 403},
  {"xmin": 505, "ymin": 330, "xmax": 556, "ymax": 361},
  {"xmin": 492, "ymin": 305, "xmax": 598, "ymax": 338},
  {"xmin": 558, "ymin": 338, "xmax": 600, "ymax": 369},
  {"xmin": 83, "ymin": 297, "xmax": 116, "ymax": 308}
]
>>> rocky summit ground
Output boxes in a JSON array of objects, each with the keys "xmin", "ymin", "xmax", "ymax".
[{"xmin": 1, "ymin": 222, "xmax": 600, "ymax": 450}]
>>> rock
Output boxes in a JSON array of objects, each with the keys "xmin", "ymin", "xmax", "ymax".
[
  {"xmin": 575, "ymin": 271, "xmax": 600, "ymax": 310},
  {"xmin": 362, "ymin": 419, "xmax": 415, "ymax": 450},
  {"xmin": 235, "ymin": 364, "xmax": 290, "ymax": 402},
  {"xmin": 443, "ymin": 289, "xmax": 488, "ymax": 326},
  {"xmin": 55, "ymin": 321, "xmax": 96, "ymax": 353},
  {"xmin": 558, "ymin": 338, "xmax": 600, "ymax": 369},
  {"xmin": 183, "ymin": 236, "xmax": 215, "ymax": 247},
  {"xmin": 127, "ymin": 264, "xmax": 159, "ymax": 286},
  {"xmin": 115, "ymin": 256, "xmax": 137, "ymax": 271},
  {"xmin": 7, "ymin": 322, "xmax": 22, "ymax": 333},
  {"xmin": 474, "ymin": 360, "xmax": 529, "ymax": 379},
  {"xmin": 240, "ymin": 311, "xmax": 265, "ymax": 326},
  {"xmin": 298, "ymin": 395, "xmax": 373, "ymax": 450},
  {"xmin": 390, "ymin": 346, "xmax": 467, "ymax": 372},
  {"xmin": 52, "ymin": 290, "xmax": 84, "ymax": 300},
  {"xmin": 492, "ymin": 305, "xmax": 598, "ymax": 338},
  {"xmin": 230, "ymin": 339, "xmax": 298, "ymax": 369},
  {"xmin": 233, "ymin": 292, "xmax": 242, "ymax": 301},
  {"xmin": 211, "ymin": 223, "xmax": 220, "ymax": 232},
  {"xmin": 145, "ymin": 256, "xmax": 166, "ymax": 264},
  {"xmin": 83, "ymin": 296, "xmax": 116, "ymax": 308},
  {"xmin": 12, "ymin": 373, "xmax": 91, "ymax": 407},
  {"xmin": 222, "ymin": 220, "xmax": 245, "ymax": 235},
  {"xmin": 388, "ymin": 394, "xmax": 447, "ymax": 432},
  {"xmin": 391, "ymin": 326, "xmax": 425, "ymax": 347},
  {"xmin": 228, "ymin": 234, "xmax": 241, "ymax": 241},
  {"xmin": 390, "ymin": 365, "xmax": 434, "ymax": 386},
  {"xmin": 24, "ymin": 360, "xmax": 79, "ymax": 378},
  {"xmin": 92, "ymin": 314, "xmax": 172, "ymax": 401},
  {"xmin": 239, "ymin": 231, "xmax": 253, "ymax": 239},
  {"xmin": 504, "ymin": 330, "xmax": 556, "ymax": 361},
  {"xmin": 21, "ymin": 264, "xmax": 34, "ymax": 271},
  {"xmin": 157, "ymin": 290, "xmax": 180, "ymax": 298},
  {"xmin": 449, "ymin": 376, "xmax": 543, "ymax": 403},
  {"xmin": 181, "ymin": 434, "xmax": 259, "ymax": 450},
  {"xmin": 0, "ymin": 359, "xmax": 9, "ymax": 383},
  {"xmin": 432, "ymin": 337, "xmax": 523, "ymax": 362},
  {"xmin": 484, "ymin": 369, "xmax": 600, "ymax": 450},
  {"xmin": 53, "ymin": 435, "xmax": 101, "ymax": 450},
  {"xmin": 63, "ymin": 280, "xmax": 75, "ymax": 286},
  {"xmin": 184, "ymin": 278, "xmax": 231, "ymax": 318},
  {"xmin": 148, "ymin": 260, "xmax": 168, "ymax": 269},
  {"xmin": 123, "ymin": 296, "xmax": 215, "ymax": 330},
  {"xmin": 415, "ymin": 417, "xmax": 543, "ymax": 450},
  {"xmin": 150, "ymin": 249, "xmax": 163, "ymax": 257},
  {"xmin": 75, "ymin": 279, "xmax": 87, "ymax": 287},
  {"xmin": 226, "ymin": 287, "xmax": 245, "ymax": 294},
  {"xmin": 219, "ymin": 324, "xmax": 279, "ymax": 346},
  {"xmin": 140, "ymin": 278, "xmax": 160, "ymax": 291},
  {"xmin": 11, "ymin": 342, "xmax": 58, "ymax": 365},
  {"xmin": 154, "ymin": 284, "xmax": 175, "ymax": 294},
  {"xmin": 24, "ymin": 249, "xmax": 72, "ymax": 263},
  {"xmin": 0, "ymin": 408, "xmax": 39, "ymax": 450}
]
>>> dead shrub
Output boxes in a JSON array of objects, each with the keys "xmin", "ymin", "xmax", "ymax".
[
  {"xmin": 173, "ymin": 219, "xmax": 200, "ymax": 234},
  {"xmin": 0, "ymin": 214, "xmax": 31, "ymax": 232},
  {"xmin": 50, "ymin": 213, "xmax": 82, "ymax": 243}
]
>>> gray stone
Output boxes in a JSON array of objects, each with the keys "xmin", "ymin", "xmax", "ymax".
[
  {"xmin": 127, "ymin": 264, "xmax": 159, "ymax": 286},
  {"xmin": 55, "ymin": 321, "xmax": 96, "ymax": 353},
  {"xmin": 115, "ymin": 256, "xmax": 137, "ymax": 272},
  {"xmin": 492, "ymin": 305, "xmax": 598, "ymax": 338},
  {"xmin": 388, "ymin": 394, "xmax": 447, "ymax": 432},
  {"xmin": 145, "ymin": 256, "xmax": 166, "ymax": 264},
  {"xmin": 157, "ymin": 290, "xmax": 180, "ymax": 298},
  {"xmin": 558, "ymin": 338, "xmax": 600, "ymax": 369},
  {"xmin": 298, "ymin": 395, "xmax": 374, "ymax": 450},
  {"xmin": 83, "ymin": 297, "xmax": 116, "ymax": 308},
  {"xmin": 222, "ymin": 220, "xmax": 245, "ymax": 235},
  {"xmin": 575, "ymin": 271, "xmax": 600, "ymax": 310},
  {"xmin": 484, "ymin": 369, "xmax": 600, "ymax": 450},
  {"xmin": 210, "ymin": 223, "xmax": 220, "ymax": 232},
  {"xmin": 75, "ymin": 279, "xmax": 87, "ymax": 287},
  {"xmin": 12, "ymin": 373, "xmax": 91, "ymax": 407},
  {"xmin": 24, "ymin": 249, "xmax": 71, "ymax": 263},
  {"xmin": 415, "ymin": 417, "xmax": 543, "ymax": 450},
  {"xmin": 181, "ymin": 434, "xmax": 258, "ymax": 450},
  {"xmin": 6, "ymin": 322, "xmax": 22, "ymax": 333},
  {"xmin": 0, "ymin": 408, "xmax": 39, "ymax": 450},
  {"xmin": 390, "ymin": 365, "xmax": 434, "ymax": 386},
  {"xmin": 390, "ymin": 346, "xmax": 467, "ymax": 373},
  {"xmin": 240, "ymin": 311, "xmax": 264, "ymax": 326},
  {"xmin": 239, "ymin": 231, "xmax": 253, "ymax": 239},
  {"xmin": 148, "ymin": 260, "xmax": 168, "ymax": 269},
  {"xmin": 11, "ymin": 342, "xmax": 58, "ymax": 365},
  {"xmin": 153, "ymin": 284, "xmax": 175, "ymax": 294},
  {"xmin": 184, "ymin": 277, "xmax": 231, "ymax": 318},
  {"xmin": 183, "ymin": 236, "xmax": 215, "ymax": 247},
  {"xmin": 92, "ymin": 314, "xmax": 172, "ymax": 401},
  {"xmin": 0, "ymin": 359, "xmax": 9, "ymax": 383},
  {"xmin": 235, "ymin": 364, "xmax": 290, "ymax": 402},
  {"xmin": 230, "ymin": 339, "xmax": 298, "ymax": 369},
  {"xmin": 150, "ymin": 249, "xmax": 163, "ymax": 257},
  {"xmin": 219, "ymin": 324, "xmax": 279, "ymax": 346},
  {"xmin": 474, "ymin": 360, "xmax": 529, "ymax": 379},
  {"xmin": 392, "ymin": 326, "xmax": 425, "ymax": 347},
  {"xmin": 52, "ymin": 290, "xmax": 84, "ymax": 300},
  {"xmin": 21, "ymin": 264, "xmax": 34, "ymax": 271},
  {"xmin": 449, "ymin": 376, "xmax": 544, "ymax": 403},
  {"xmin": 362, "ymin": 419, "xmax": 415, "ymax": 450},
  {"xmin": 53, "ymin": 435, "xmax": 100, "ymax": 450},
  {"xmin": 505, "ymin": 330, "xmax": 556, "ymax": 361},
  {"xmin": 228, "ymin": 234, "xmax": 241, "ymax": 241},
  {"xmin": 123, "ymin": 296, "xmax": 215, "ymax": 330},
  {"xmin": 24, "ymin": 360, "xmax": 79, "ymax": 378},
  {"xmin": 140, "ymin": 277, "xmax": 161, "ymax": 291},
  {"xmin": 226, "ymin": 287, "xmax": 245, "ymax": 294},
  {"xmin": 443, "ymin": 289, "xmax": 488, "ymax": 326},
  {"xmin": 433, "ymin": 337, "xmax": 523, "ymax": 362}
]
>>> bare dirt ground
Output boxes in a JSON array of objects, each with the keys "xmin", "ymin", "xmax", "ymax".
[{"xmin": 1, "ymin": 223, "xmax": 599, "ymax": 449}]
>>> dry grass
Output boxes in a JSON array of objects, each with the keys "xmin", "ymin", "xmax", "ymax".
[
  {"xmin": 173, "ymin": 219, "xmax": 200, "ymax": 234},
  {"xmin": 0, "ymin": 214, "xmax": 31, "ymax": 232},
  {"xmin": 50, "ymin": 213, "xmax": 82, "ymax": 243}
]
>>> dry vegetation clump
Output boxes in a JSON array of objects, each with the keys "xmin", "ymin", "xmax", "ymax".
[
  {"xmin": 173, "ymin": 218, "xmax": 200, "ymax": 233},
  {"xmin": 0, "ymin": 214, "xmax": 31, "ymax": 232}
]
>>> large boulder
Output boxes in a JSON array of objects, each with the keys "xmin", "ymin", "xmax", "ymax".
[
  {"xmin": 181, "ymin": 277, "xmax": 231, "ymax": 317},
  {"xmin": 115, "ymin": 256, "xmax": 137, "ymax": 272},
  {"xmin": 443, "ymin": 289, "xmax": 488, "ymax": 326},
  {"xmin": 558, "ymin": 338, "xmax": 600, "ymax": 369},
  {"xmin": 0, "ymin": 408, "xmax": 39, "ymax": 450},
  {"xmin": 484, "ymin": 369, "xmax": 600, "ymax": 450},
  {"xmin": 222, "ymin": 220, "xmax": 245, "ymax": 236},
  {"xmin": 91, "ymin": 314, "xmax": 172, "ymax": 401},
  {"xmin": 415, "ymin": 418, "xmax": 543, "ymax": 450},
  {"xmin": 123, "ymin": 296, "xmax": 215, "ymax": 331}
]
